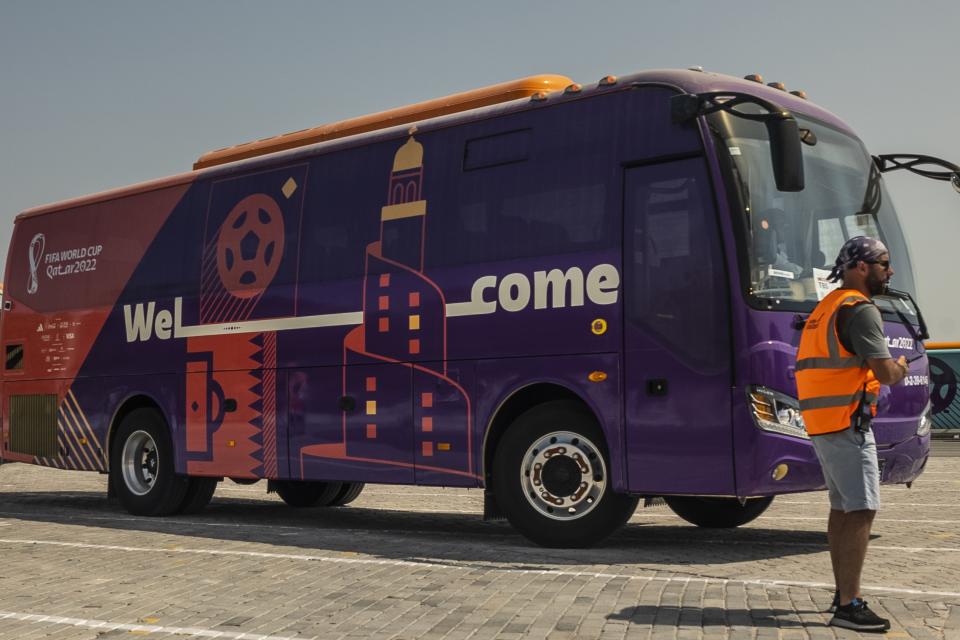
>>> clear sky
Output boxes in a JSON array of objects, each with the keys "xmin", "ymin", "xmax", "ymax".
[{"xmin": 2, "ymin": 1, "xmax": 958, "ymax": 337}]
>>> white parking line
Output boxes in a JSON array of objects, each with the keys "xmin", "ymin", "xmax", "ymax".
[
  {"xmin": 0, "ymin": 610, "xmax": 309, "ymax": 640},
  {"xmin": 0, "ymin": 510, "xmax": 313, "ymax": 531},
  {"xmin": 627, "ymin": 513, "xmax": 960, "ymax": 525},
  {"xmin": 779, "ymin": 501, "xmax": 960, "ymax": 507},
  {"xmin": 677, "ymin": 537, "xmax": 960, "ymax": 554},
  {"xmin": 0, "ymin": 537, "xmax": 958, "ymax": 600}
]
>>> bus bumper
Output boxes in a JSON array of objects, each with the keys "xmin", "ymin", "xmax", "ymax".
[
  {"xmin": 877, "ymin": 433, "xmax": 930, "ymax": 485},
  {"xmin": 739, "ymin": 430, "xmax": 930, "ymax": 497}
]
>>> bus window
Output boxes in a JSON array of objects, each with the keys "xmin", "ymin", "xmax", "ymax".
[{"xmin": 712, "ymin": 110, "xmax": 918, "ymax": 309}]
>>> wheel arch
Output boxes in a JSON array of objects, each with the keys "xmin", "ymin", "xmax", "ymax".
[
  {"xmin": 482, "ymin": 382, "xmax": 598, "ymax": 487},
  {"xmin": 106, "ymin": 393, "xmax": 167, "ymax": 472}
]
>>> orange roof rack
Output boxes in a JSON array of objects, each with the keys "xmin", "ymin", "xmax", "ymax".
[
  {"xmin": 926, "ymin": 342, "xmax": 960, "ymax": 350},
  {"xmin": 194, "ymin": 74, "xmax": 574, "ymax": 170}
]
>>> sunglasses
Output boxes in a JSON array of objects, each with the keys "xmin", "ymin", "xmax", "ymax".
[{"xmin": 864, "ymin": 259, "xmax": 891, "ymax": 270}]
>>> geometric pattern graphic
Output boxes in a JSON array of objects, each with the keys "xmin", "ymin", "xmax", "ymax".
[
  {"xmin": 184, "ymin": 332, "xmax": 278, "ymax": 479},
  {"xmin": 181, "ymin": 169, "xmax": 301, "ymax": 480},
  {"xmin": 36, "ymin": 390, "xmax": 105, "ymax": 472}
]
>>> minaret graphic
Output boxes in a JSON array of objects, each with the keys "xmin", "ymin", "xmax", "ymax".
[
  {"xmin": 299, "ymin": 133, "xmax": 474, "ymax": 480},
  {"xmin": 364, "ymin": 135, "xmax": 444, "ymax": 365}
]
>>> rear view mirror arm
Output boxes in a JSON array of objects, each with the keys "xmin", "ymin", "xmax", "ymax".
[
  {"xmin": 671, "ymin": 92, "xmax": 804, "ymax": 193},
  {"xmin": 670, "ymin": 91, "xmax": 792, "ymax": 125},
  {"xmin": 873, "ymin": 154, "xmax": 960, "ymax": 194}
]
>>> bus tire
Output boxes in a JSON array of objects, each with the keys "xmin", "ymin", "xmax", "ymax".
[
  {"xmin": 492, "ymin": 400, "xmax": 638, "ymax": 548},
  {"xmin": 328, "ymin": 482, "xmax": 365, "ymax": 507},
  {"xmin": 110, "ymin": 408, "xmax": 189, "ymax": 517},
  {"xmin": 664, "ymin": 495, "xmax": 774, "ymax": 528},
  {"xmin": 273, "ymin": 480, "xmax": 342, "ymax": 507},
  {"xmin": 177, "ymin": 477, "xmax": 219, "ymax": 515}
]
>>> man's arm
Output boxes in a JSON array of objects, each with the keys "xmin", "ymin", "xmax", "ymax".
[
  {"xmin": 844, "ymin": 303, "xmax": 908, "ymax": 386},
  {"xmin": 867, "ymin": 355, "xmax": 908, "ymax": 386}
]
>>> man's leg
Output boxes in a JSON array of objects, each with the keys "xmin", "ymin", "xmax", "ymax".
[
  {"xmin": 827, "ymin": 509, "xmax": 841, "ymax": 594},
  {"xmin": 828, "ymin": 508, "xmax": 876, "ymax": 605}
]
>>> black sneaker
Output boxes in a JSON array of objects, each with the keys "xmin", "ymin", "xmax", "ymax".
[
  {"xmin": 827, "ymin": 590, "xmax": 840, "ymax": 613},
  {"xmin": 829, "ymin": 598, "xmax": 891, "ymax": 632}
]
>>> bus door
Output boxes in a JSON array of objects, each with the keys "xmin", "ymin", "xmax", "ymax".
[{"xmin": 622, "ymin": 157, "xmax": 735, "ymax": 495}]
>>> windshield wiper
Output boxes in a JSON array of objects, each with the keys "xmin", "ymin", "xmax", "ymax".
[{"xmin": 873, "ymin": 154, "xmax": 960, "ymax": 194}]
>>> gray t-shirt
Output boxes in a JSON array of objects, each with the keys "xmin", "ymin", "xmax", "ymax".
[
  {"xmin": 836, "ymin": 301, "xmax": 891, "ymax": 430},
  {"xmin": 836, "ymin": 302, "xmax": 891, "ymax": 361}
]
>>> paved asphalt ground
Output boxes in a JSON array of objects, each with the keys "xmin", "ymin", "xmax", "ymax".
[{"xmin": 0, "ymin": 447, "xmax": 958, "ymax": 639}]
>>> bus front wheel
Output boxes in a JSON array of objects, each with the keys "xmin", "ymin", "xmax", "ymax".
[
  {"xmin": 110, "ymin": 408, "xmax": 189, "ymax": 517},
  {"xmin": 664, "ymin": 495, "xmax": 774, "ymax": 528},
  {"xmin": 492, "ymin": 400, "xmax": 638, "ymax": 548}
]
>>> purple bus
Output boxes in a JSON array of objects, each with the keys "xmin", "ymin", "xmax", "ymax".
[{"xmin": 2, "ymin": 69, "xmax": 956, "ymax": 547}]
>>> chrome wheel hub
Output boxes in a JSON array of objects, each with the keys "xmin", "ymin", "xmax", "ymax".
[
  {"xmin": 521, "ymin": 431, "xmax": 606, "ymax": 521},
  {"xmin": 121, "ymin": 430, "xmax": 159, "ymax": 496}
]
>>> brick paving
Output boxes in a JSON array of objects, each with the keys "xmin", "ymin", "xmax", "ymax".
[{"xmin": 0, "ymin": 458, "xmax": 958, "ymax": 639}]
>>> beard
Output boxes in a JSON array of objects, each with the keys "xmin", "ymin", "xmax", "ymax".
[{"xmin": 866, "ymin": 270, "xmax": 887, "ymax": 296}]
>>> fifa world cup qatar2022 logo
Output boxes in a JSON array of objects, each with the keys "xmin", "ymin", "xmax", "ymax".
[
  {"xmin": 27, "ymin": 233, "xmax": 45, "ymax": 294},
  {"xmin": 216, "ymin": 194, "xmax": 285, "ymax": 299}
]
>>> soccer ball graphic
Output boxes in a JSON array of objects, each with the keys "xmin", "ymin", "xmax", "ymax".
[{"xmin": 216, "ymin": 194, "xmax": 285, "ymax": 298}]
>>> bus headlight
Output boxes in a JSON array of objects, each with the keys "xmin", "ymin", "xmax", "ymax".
[
  {"xmin": 917, "ymin": 401, "xmax": 932, "ymax": 437},
  {"xmin": 748, "ymin": 386, "xmax": 808, "ymax": 440}
]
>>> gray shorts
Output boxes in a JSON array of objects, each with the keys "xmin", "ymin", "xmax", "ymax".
[{"xmin": 810, "ymin": 426, "xmax": 881, "ymax": 512}]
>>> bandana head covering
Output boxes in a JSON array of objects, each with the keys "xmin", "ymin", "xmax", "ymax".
[{"xmin": 828, "ymin": 236, "xmax": 888, "ymax": 282}]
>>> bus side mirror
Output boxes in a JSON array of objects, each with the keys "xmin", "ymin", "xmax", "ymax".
[{"xmin": 766, "ymin": 116, "xmax": 805, "ymax": 192}]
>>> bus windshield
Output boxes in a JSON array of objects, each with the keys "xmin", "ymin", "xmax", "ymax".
[{"xmin": 712, "ymin": 110, "xmax": 919, "ymax": 319}]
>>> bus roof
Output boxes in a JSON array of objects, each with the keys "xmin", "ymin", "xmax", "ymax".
[
  {"xmin": 16, "ymin": 69, "xmax": 848, "ymax": 221},
  {"xmin": 193, "ymin": 74, "xmax": 575, "ymax": 170}
]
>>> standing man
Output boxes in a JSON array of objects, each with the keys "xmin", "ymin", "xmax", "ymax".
[{"xmin": 796, "ymin": 236, "xmax": 908, "ymax": 633}]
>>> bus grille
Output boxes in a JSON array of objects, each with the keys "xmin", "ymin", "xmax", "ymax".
[{"xmin": 9, "ymin": 394, "xmax": 59, "ymax": 458}]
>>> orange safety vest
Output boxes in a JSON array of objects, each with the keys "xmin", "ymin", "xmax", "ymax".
[{"xmin": 795, "ymin": 289, "xmax": 881, "ymax": 436}]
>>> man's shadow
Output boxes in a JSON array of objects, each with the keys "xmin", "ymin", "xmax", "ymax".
[{"xmin": 608, "ymin": 604, "xmax": 824, "ymax": 628}]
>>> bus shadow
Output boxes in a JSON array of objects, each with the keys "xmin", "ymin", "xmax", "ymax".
[{"xmin": 0, "ymin": 488, "xmax": 837, "ymax": 569}]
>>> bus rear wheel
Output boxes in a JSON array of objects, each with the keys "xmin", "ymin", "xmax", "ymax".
[
  {"xmin": 328, "ymin": 482, "xmax": 365, "ymax": 507},
  {"xmin": 110, "ymin": 408, "xmax": 189, "ymax": 517},
  {"xmin": 664, "ymin": 496, "xmax": 774, "ymax": 528},
  {"xmin": 492, "ymin": 400, "xmax": 638, "ymax": 548},
  {"xmin": 177, "ymin": 477, "xmax": 219, "ymax": 514},
  {"xmin": 272, "ymin": 480, "xmax": 343, "ymax": 507}
]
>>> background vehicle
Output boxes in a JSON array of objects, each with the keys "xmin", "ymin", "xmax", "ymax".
[
  {"xmin": 926, "ymin": 342, "xmax": 959, "ymax": 430},
  {"xmin": 2, "ymin": 69, "xmax": 954, "ymax": 546}
]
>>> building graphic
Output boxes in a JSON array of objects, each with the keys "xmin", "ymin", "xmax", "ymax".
[{"xmin": 299, "ymin": 134, "xmax": 475, "ymax": 481}]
